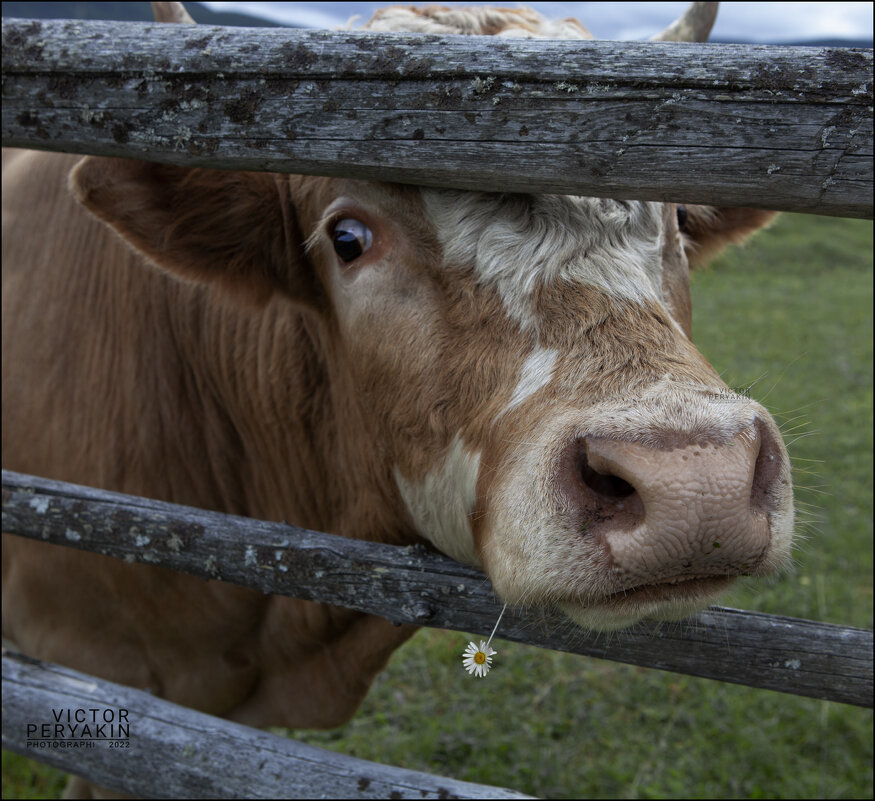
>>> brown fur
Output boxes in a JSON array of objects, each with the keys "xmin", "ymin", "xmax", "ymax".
[
  {"xmin": 2, "ymin": 152, "xmax": 418, "ymax": 732},
  {"xmin": 683, "ymin": 204, "xmax": 778, "ymax": 267}
]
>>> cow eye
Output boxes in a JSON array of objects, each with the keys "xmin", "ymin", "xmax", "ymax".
[
  {"xmin": 332, "ymin": 218, "xmax": 373, "ymax": 263},
  {"xmin": 676, "ymin": 205, "xmax": 688, "ymax": 230}
]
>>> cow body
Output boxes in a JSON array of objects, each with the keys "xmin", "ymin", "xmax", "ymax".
[
  {"xmin": 2, "ymin": 148, "xmax": 422, "ymax": 729},
  {"xmin": 2, "ymin": 0, "xmax": 794, "ymax": 771}
]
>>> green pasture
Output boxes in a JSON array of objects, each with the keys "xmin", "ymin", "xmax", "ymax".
[{"xmin": 3, "ymin": 212, "xmax": 872, "ymax": 799}]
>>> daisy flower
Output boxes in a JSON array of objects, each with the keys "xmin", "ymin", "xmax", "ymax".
[
  {"xmin": 462, "ymin": 603, "xmax": 507, "ymax": 678},
  {"xmin": 462, "ymin": 640, "xmax": 496, "ymax": 677}
]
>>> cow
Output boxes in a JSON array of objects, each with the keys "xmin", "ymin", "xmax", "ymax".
[{"xmin": 2, "ymin": 2, "xmax": 794, "ymax": 796}]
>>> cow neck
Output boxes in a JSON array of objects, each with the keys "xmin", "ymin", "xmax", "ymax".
[{"xmin": 174, "ymin": 288, "xmax": 406, "ymax": 545}]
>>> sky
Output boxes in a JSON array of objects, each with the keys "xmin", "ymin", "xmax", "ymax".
[{"xmin": 201, "ymin": 1, "xmax": 874, "ymax": 43}]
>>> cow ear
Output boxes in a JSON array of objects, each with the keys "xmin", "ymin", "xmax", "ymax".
[
  {"xmin": 681, "ymin": 205, "xmax": 778, "ymax": 267},
  {"xmin": 69, "ymin": 156, "xmax": 316, "ymax": 306}
]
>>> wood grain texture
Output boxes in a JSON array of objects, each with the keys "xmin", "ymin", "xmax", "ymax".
[
  {"xmin": 2, "ymin": 18, "xmax": 872, "ymax": 217},
  {"xmin": 3, "ymin": 470, "xmax": 872, "ymax": 708}
]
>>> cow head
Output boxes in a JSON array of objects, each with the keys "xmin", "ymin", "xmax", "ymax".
[{"xmin": 71, "ymin": 2, "xmax": 794, "ymax": 631}]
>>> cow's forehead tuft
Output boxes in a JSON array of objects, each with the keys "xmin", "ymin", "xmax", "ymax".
[{"xmin": 420, "ymin": 189, "xmax": 666, "ymax": 331}]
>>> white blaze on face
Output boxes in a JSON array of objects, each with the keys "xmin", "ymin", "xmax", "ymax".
[
  {"xmin": 421, "ymin": 189, "xmax": 666, "ymax": 331},
  {"xmin": 505, "ymin": 347, "xmax": 559, "ymax": 413},
  {"xmin": 394, "ymin": 435, "xmax": 482, "ymax": 566}
]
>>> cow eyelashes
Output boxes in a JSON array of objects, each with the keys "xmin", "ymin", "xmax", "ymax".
[
  {"xmin": 332, "ymin": 218, "xmax": 373, "ymax": 263},
  {"xmin": 676, "ymin": 205, "xmax": 688, "ymax": 231}
]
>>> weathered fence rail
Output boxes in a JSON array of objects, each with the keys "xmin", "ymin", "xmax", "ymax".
[
  {"xmin": 1, "ymin": 650, "xmax": 532, "ymax": 799},
  {"xmin": 3, "ymin": 470, "xmax": 872, "ymax": 709},
  {"xmin": 2, "ymin": 18, "xmax": 872, "ymax": 218}
]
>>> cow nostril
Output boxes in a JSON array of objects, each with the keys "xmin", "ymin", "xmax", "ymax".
[
  {"xmin": 750, "ymin": 418, "xmax": 783, "ymax": 514},
  {"xmin": 578, "ymin": 451, "xmax": 636, "ymax": 500}
]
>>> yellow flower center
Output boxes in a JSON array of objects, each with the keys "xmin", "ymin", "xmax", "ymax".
[{"xmin": 474, "ymin": 651, "xmax": 486, "ymax": 664}]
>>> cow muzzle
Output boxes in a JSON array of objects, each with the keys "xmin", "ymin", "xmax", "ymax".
[
  {"xmin": 564, "ymin": 419, "xmax": 782, "ymax": 583},
  {"xmin": 481, "ymin": 405, "xmax": 795, "ymax": 631}
]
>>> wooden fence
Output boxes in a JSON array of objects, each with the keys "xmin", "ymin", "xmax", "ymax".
[
  {"xmin": 3, "ymin": 471, "xmax": 872, "ymax": 708},
  {"xmin": 2, "ymin": 18, "xmax": 872, "ymax": 218},
  {"xmin": 2, "ymin": 650, "xmax": 532, "ymax": 800},
  {"xmin": 1, "ymin": 14, "xmax": 873, "ymax": 799}
]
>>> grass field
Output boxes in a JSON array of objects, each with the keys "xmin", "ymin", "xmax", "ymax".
[{"xmin": 3, "ymin": 211, "xmax": 872, "ymax": 799}]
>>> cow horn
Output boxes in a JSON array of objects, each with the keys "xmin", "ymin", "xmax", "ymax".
[
  {"xmin": 151, "ymin": 2, "xmax": 195, "ymax": 24},
  {"xmin": 650, "ymin": 1, "xmax": 718, "ymax": 42}
]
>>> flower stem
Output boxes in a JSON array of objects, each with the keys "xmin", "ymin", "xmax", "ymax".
[{"xmin": 485, "ymin": 603, "xmax": 507, "ymax": 649}]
